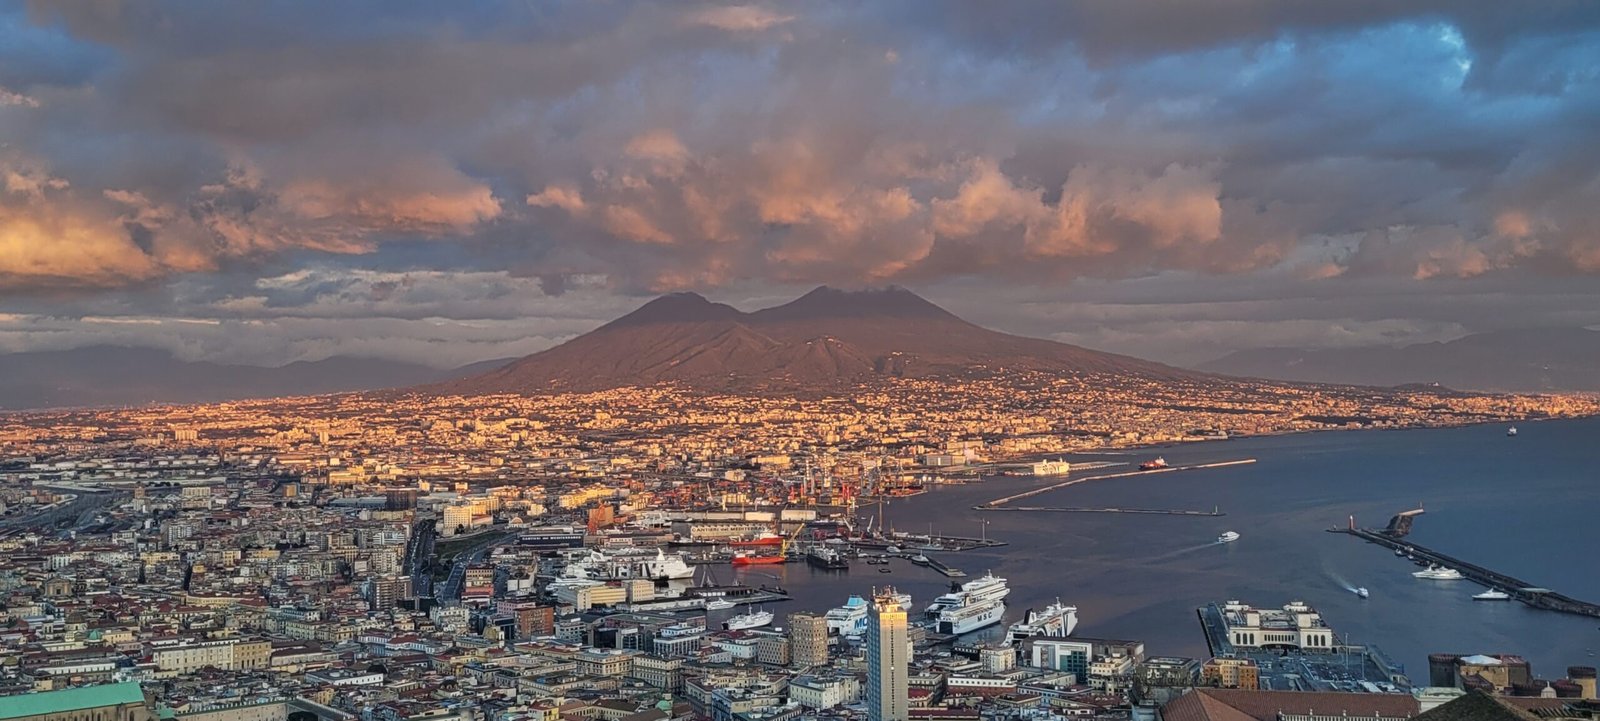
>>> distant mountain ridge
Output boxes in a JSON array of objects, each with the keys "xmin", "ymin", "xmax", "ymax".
[
  {"xmin": 438, "ymin": 286, "xmax": 1205, "ymax": 395},
  {"xmin": 0, "ymin": 346, "xmax": 507, "ymax": 410},
  {"xmin": 1198, "ymin": 327, "xmax": 1600, "ymax": 392}
]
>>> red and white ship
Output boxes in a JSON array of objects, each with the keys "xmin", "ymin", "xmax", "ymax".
[
  {"xmin": 1139, "ymin": 457, "xmax": 1169, "ymax": 471},
  {"xmin": 728, "ymin": 531, "xmax": 783, "ymax": 547}
]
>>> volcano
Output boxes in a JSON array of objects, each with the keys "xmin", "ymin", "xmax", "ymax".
[{"xmin": 437, "ymin": 286, "xmax": 1203, "ymax": 394}]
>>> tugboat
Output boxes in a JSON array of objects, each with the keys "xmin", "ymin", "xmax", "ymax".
[{"xmin": 1139, "ymin": 457, "xmax": 1170, "ymax": 471}]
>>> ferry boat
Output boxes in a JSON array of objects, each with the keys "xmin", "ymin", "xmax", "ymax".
[
  {"xmin": 807, "ymin": 546, "xmax": 850, "ymax": 570},
  {"xmin": 925, "ymin": 572, "xmax": 1010, "ymax": 616},
  {"xmin": 1217, "ymin": 531, "xmax": 1241, "ymax": 544},
  {"xmin": 1139, "ymin": 457, "xmax": 1169, "ymax": 471},
  {"xmin": 826, "ymin": 591, "xmax": 913, "ymax": 638},
  {"xmin": 936, "ymin": 596, "xmax": 1005, "ymax": 635},
  {"xmin": 1473, "ymin": 589, "xmax": 1512, "ymax": 601},
  {"xmin": 1413, "ymin": 565, "xmax": 1465, "ymax": 580},
  {"xmin": 826, "ymin": 595, "xmax": 869, "ymax": 637},
  {"xmin": 1006, "ymin": 600, "xmax": 1078, "ymax": 643},
  {"xmin": 724, "ymin": 609, "xmax": 774, "ymax": 631},
  {"xmin": 731, "ymin": 549, "xmax": 786, "ymax": 566}
]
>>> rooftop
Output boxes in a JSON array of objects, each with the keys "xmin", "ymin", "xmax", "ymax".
[{"xmin": 0, "ymin": 683, "xmax": 148, "ymax": 720}]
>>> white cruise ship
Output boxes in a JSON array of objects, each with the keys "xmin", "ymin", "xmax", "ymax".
[
  {"xmin": 642, "ymin": 548, "xmax": 694, "ymax": 580},
  {"xmin": 925, "ymin": 572, "xmax": 1009, "ymax": 616},
  {"xmin": 826, "ymin": 595, "xmax": 869, "ymax": 638},
  {"xmin": 826, "ymin": 591, "xmax": 911, "ymax": 638},
  {"xmin": 1006, "ymin": 600, "xmax": 1077, "ymax": 643},
  {"xmin": 725, "ymin": 609, "xmax": 774, "ymax": 631},
  {"xmin": 936, "ymin": 596, "xmax": 1005, "ymax": 635}
]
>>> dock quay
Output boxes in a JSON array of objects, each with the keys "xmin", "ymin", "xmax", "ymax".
[
  {"xmin": 855, "ymin": 534, "xmax": 1008, "ymax": 552},
  {"xmin": 1331, "ymin": 516, "xmax": 1600, "ymax": 619},
  {"xmin": 922, "ymin": 555, "xmax": 968, "ymax": 578},
  {"xmin": 978, "ymin": 458, "xmax": 1256, "ymax": 509},
  {"xmin": 684, "ymin": 584, "xmax": 791, "ymax": 605},
  {"xmin": 982, "ymin": 505, "xmax": 1223, "ymax": 516}
]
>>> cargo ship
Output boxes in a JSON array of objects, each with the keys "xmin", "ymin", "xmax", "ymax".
[
  {"xmin": 731, "ymin": 549, "xmax": 786, "ymax": 566},
  {"xmin": 806, "ymin": 546, "xmax": 850, "ymax": 570},
  {"xmin": 1139, "ymin": 457, "xmax": 1169, "ymax": 471},
  {"xmin": 1006, "ymin": 599, "xmax": 1078, "ymax": 643}
]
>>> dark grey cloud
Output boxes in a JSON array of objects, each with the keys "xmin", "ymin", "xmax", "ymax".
[{"xmin": 2, "ymin": 0, "xmax": 1599, "ymax": 365}]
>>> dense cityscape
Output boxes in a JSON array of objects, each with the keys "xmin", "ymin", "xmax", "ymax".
[
  {"xmin": 7, "ymin": 2, "xmax": 1600, "ymax": 721},
  {"xmin": 2, "ymin": 373, "xmax": 1598, "ymax": 721}
]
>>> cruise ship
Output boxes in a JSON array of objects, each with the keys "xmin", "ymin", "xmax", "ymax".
[
  {"xmin": 936, "ymin": 595, "xmax": 1005, "ymax": 635},
  {"xmin": 925, "ymin": 572, "xmax": 1010, "ymax": 616},
  {"xmin": 926, "ymin": 573, "xmax": 1009, "ymax": 635},
  {"xmin": 1006, "ymin": 600, "xmax": 1078, "ymax": 643},
  {"xmin": 1414, "ymin": 565, "xmax": 1465, "ymax": 580},
  {"xmin": 724, "ymin": 609, "xmax": 774, "ymax": 631},
  {"xmin": 826, "ymin": 591, "xmax": 912, "ymax": 638}
]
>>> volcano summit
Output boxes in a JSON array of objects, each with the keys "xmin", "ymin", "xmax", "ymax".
[{"xmin": 438, "ymin": 286, "xmax": 1200, "ymax": 395}]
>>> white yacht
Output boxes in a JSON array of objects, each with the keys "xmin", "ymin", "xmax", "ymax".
[
  {"xmin": 1217, "ymin": 531, "xmax": 1241, "ymax": 544},
  {"xmin": 1473, "ymin": 589, "xmax": 1512, "ymax": 601},
  {"xmin": 1413, "ymin": 565, "xmax": 1465, "ymax": 580},
  {"xmin": 1006, "ymin": 600, "xmax": 1078, "ymax": 643},
  {"xmin": 725, "ymin": 609, "xmax": 774, "ymax": 631},
  {"xmin": 704, "ymin": 598, "xmax": 737, "ymax": 610},
  {"xmin": 642, "ymin": 548, "xmax": 695, "ymax": 580}
]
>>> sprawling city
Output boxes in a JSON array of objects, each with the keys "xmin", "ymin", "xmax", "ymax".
[{"xmin": 4, "ymin": 3, "xmax": 1600, "ymax": 721}]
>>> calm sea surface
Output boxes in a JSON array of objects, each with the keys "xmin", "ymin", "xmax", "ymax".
[{"xmin": 705, "ymin": 416, "xmax": 1600, "ymax": 679}]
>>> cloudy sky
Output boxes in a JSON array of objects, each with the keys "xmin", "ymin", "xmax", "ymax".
[{"xmin": 2, "ymin": 1, "xmax": 1599, "ymax": 368}]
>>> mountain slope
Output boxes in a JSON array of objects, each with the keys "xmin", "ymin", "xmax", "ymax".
[
  {"xmin": 1198, "ymin": 327, "xmax": 1600, "ymax": 392},
  {"xmin": 0, "ymin": 347, "xmax": 491, "ymax": 410},
  {"xmin": 440, "ymin": 286, "xmax": 1204, "ymax": 395}
]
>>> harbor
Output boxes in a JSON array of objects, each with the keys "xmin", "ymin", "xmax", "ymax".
[{"xmin": 1331, "ymin": 510, "xmax": 1600, "ymax": 619}]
